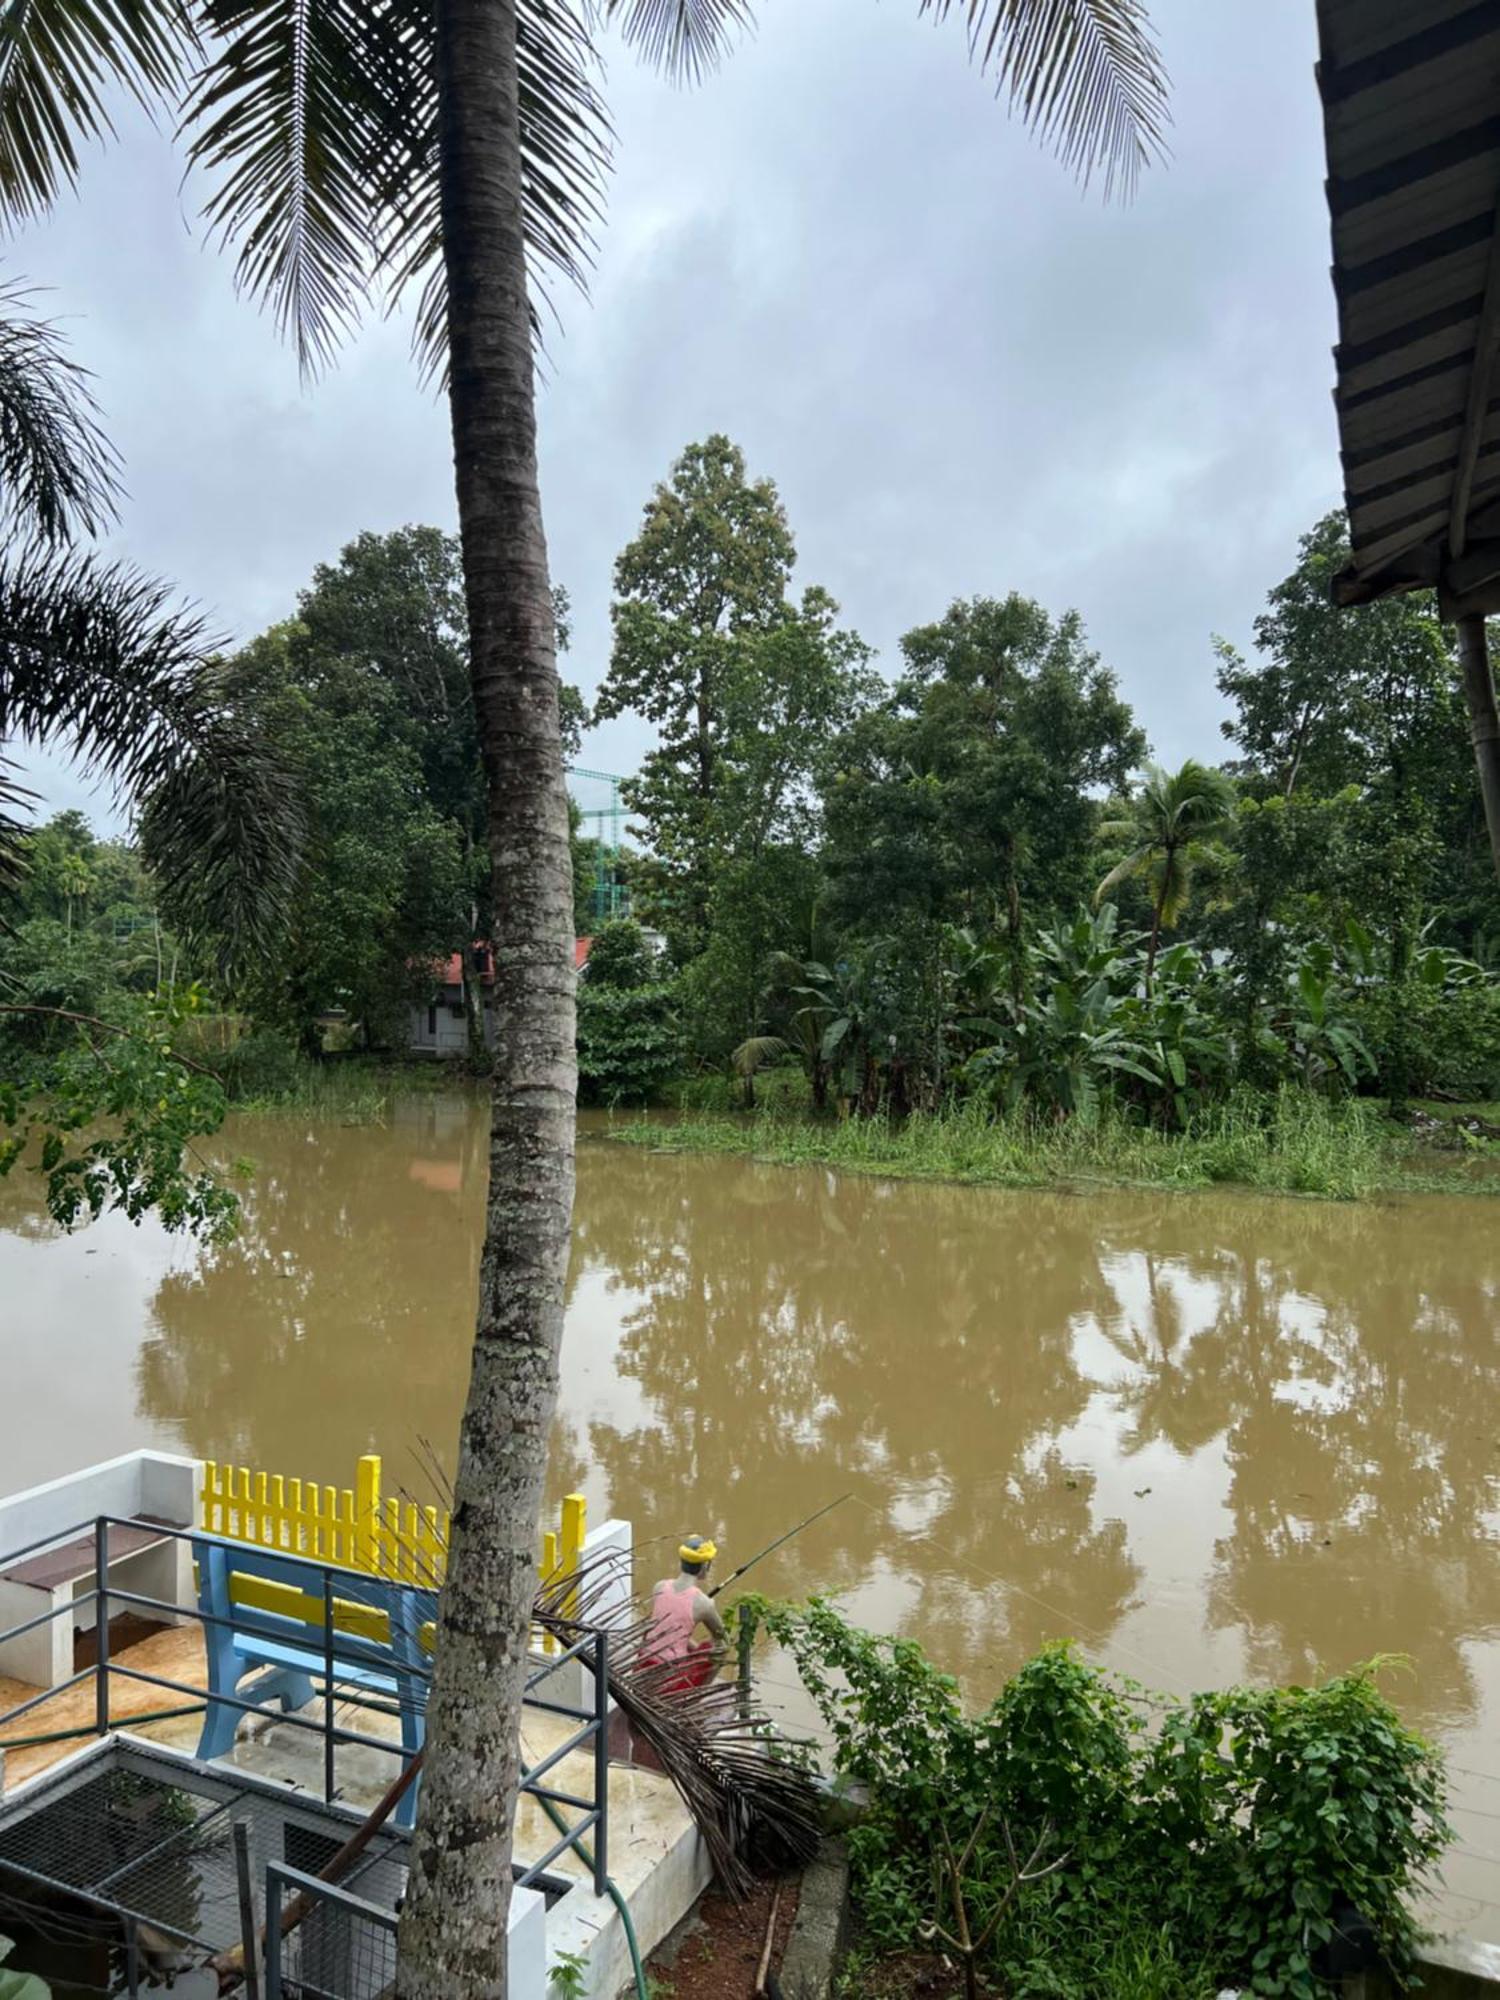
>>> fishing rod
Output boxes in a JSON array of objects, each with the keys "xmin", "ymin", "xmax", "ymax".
[{"xmin": 708, "ymin": 1492, "xmax": 852, "ymax": 1598}]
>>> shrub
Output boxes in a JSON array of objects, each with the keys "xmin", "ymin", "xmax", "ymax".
[
  {"xmin": 749, "ymin": 1599, "xmax": 1450, "ymax": 2000},
  {"xmin": 576, "ymin": 981, "xmax": 682, "ymax": 1105},
  {"xmin": 216, "ymin": 1027, "xmax": 304, "ymax": 1100}
]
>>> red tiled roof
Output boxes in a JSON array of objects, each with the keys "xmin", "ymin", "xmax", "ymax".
[{"xmin": 433, "ymin": 941, "xmax": 590, "ymax": 986}]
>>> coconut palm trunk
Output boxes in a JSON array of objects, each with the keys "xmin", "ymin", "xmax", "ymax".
[{"xmin": 393, "ymin": 3, "xmax": 577, "ymax": 1990}]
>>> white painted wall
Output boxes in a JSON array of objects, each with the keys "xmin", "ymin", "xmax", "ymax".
[
  {"xmin": 526, "ymin": 1517, "xmax": 633, "ymax": 1718},
  {"xmin": 0, "ymin": 1451, "xmax": 201, "ymax": 1685}
]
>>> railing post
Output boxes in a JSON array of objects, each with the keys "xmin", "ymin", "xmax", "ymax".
[
  {"xmin": 560, "ymin": 1493, "xmax": 586, "ymax": 1622},
  {"xmin": 355, "ymin": 1455, "xmax": 381, "ymax": 1573},
  {"xmin": 264, "ymin": 1872, "xmax": 284, "ymax": 2000},
  {"xmin": 233, "ymin": 1820, "xmax": 263, "ymax": 2000},
  {"xmin": 322, "ymin": 1570, "xmax": 336, "ymax": 1806},
  {"xmin": 592, "ymin": 1630, "xmax": 609, "ymax": 1896},
  {"xmin": 94, "ymin": 1517, "xmax": 110, "ymax": 1738}
]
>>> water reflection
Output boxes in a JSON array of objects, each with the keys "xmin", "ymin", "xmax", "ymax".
[{"xmin": 2, "ymin": 1093, "xmax": 1498, "ymax": 1934}]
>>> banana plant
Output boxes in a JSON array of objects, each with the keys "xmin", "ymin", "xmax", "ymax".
[{"xmin": 1286, "ymin": 941, "xmax": 1373, "ymax": 1093}]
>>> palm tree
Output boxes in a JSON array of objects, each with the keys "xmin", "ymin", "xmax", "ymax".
[
  {"xmin": 0, "ymin": 7, "xmax": 1168, "ymax": 1992},
  {"xmin": 1094, "ymin": 759, "xmax": 1234, "ymax": 990},
  {"xmin": 0, "ymin": 282, "xmax": 296, "ymax": 954}
]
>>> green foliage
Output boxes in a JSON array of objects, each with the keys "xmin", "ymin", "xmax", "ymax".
[
  {"xmin": 749, "ymin": 1600, "xmax": 1449, "ymax": 2000},
  {"xmin": 597, "ymin": 435, "xmax": 877, "ymax": 953},
  {"xmin": 214, "ymin": 1026, "xmax": 304, "ymax": 1099},
  {"xmin": 1095, "ymin": 759, "xmax": 1236, "ymax": 984},
  {"xmin": 824, "ymin": 594, "xmax": 1144, "ymax": 945},
  {"xmin": 548, "ymin": 1947, "xmax": 588, "ymax": 1999},
  {"xmin": 584, "ymin": 918, "xmax": 658, "ymax": 991},
  {"xmin": 577, "ymin": 977, "xmax": 682, "ymax": 1107},
  {"xmin": 0, "ymin": 984, "xmax": 239, "ymax": 1238},
  {"xmin": 613, "ymin": 1085, "xmax": 1479, "ymax": 1202},
  {"xmin": 203, "ymin": 622, "xmax": 467, "ymax": 1051},
  {"xmin": 0, "ymin": 1935, "xmax": 50, "ymax": 2000}
]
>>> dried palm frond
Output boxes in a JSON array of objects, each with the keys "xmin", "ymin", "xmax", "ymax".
[
  {"xmin": 394, "ymin": 1446, "xmax": 822, "ymax": 1894},
  {"xmin": 533, "ymin": 1544, "xmax": 822, "ymax": 1896}
]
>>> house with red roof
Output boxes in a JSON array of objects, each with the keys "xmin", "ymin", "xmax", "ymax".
[{"xmin": 409, "ymin": 940, "xmax": 594, "ymax": 1056}]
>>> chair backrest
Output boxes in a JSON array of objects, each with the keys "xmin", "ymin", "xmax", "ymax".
[{"xmin": 192, "ymin": 1533, "xmax": 435, "ymax": 1672}]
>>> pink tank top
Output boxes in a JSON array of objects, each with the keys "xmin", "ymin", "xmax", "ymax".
[{"xmin": 648, "ymin": 1582, "xmax": 702, "ymax": 1661}]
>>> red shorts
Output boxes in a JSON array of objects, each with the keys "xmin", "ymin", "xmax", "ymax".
[{"xmin": 639, "ymin": 1639, "xmax": 715, "ymax": 1695}]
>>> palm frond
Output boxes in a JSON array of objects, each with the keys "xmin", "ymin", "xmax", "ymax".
[
  {"xmin": 0, "ymin": 750, "xmax": 34, "ymax": 902},
  {"xmin": 918, "ymin": 0, "xmax": 1169, "ymax": 197},
  {"xmin": 732, "ymin": 1033, "xmax": 786, "ymax": 1077},
  {"xmin": 533, "ymin": 1546, "xmax": 820, "ymax": 1895},
  {"xmin": 0, "ymin": 543, "xmax": 302, "ymax": 962},
  {"xmin": 601, "ymin": 0, "xmax": 753, "ymax": 83},
  {"xmin": 0, "ymin": 0, "xmax": 195, "ymax": 222},
  {"xmin": 1092, "ymin": 845, "xmax": 1147, "ymax": 907},
  {"xmin": 184, "ymin": 0, "xmax": 405, "ymax": 376},
  {"xmin": 0, "ymin": 282, "xmax": 118, "ymax": 540}
]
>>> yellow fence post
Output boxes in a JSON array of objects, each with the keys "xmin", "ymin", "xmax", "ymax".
[
  {"xmin": 355, "ymin": 1455, "xmax": 381, "ymax": 1573},
  {"xmin": 540, "ymin": 1529, "xmax": 559, "ymax": 1655},
  {"xmin": 560, "ymin": 1494, "xmax": 586, "ymax": 1621}
]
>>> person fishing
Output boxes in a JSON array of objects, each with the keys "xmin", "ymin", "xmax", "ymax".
[{"xmin": 641, "ymin": 1533, "xmax": 727, "ymax": 1692}]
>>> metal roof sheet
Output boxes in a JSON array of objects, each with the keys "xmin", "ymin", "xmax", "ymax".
[{"xmin": 1317, "ymin": 0, "xmax": 1500, "ymax": 610}]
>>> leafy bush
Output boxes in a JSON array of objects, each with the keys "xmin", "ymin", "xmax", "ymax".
[
  {"xmin": 583, "ymin": 918, "xmax": 659, "ymax": 991},
  {"xmin": 576, "ymin": 981, "xmax": 682, "ymax": 1105},
  {"xmin": 1353, "ymin": 973, "xmax": 1500, "ymax": 1101},
  {"xmin": 216, "ymin": 1027, "xmax": 304, "ymax": 1100},
  {"xmin": 749, "ymin": 1599, "xmax": 1449, "ymax": 2000}
]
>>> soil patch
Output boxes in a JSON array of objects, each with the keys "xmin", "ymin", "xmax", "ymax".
[{"xmin": 647, "ymin": 1875, "xmax": 801, "ymax": 1999}]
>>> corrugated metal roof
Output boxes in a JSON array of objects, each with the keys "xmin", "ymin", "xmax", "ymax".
[{"xmin": 1318, "ymin": 0, "xmax": 1500, "ymax": 609}]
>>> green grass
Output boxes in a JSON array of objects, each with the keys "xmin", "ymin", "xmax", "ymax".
[
  {"xmin": 613, "ymin": 1088, "xmax": 1500, "ymax": 1202},
  {"xmin": 231, "ymin": 1056, "xmax": 467, "ymax": 1124}
]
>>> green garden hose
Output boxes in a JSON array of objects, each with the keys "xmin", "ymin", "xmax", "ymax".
[{"xmin": 526, "ymin": 1763, "xmax": 649, "ymax": 2000}]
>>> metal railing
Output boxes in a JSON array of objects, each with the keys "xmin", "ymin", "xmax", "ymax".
[
  {"xmin": 264, "ymin": 1860, "xmax": 399, "ymax": 2000},
  {"xmin": 0, "ymin": 1513, "xmax": 610, "ymax": 1897}
]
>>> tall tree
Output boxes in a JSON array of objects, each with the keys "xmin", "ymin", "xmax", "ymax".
[
  {"xmin": 1216, "ymin": 511, "xmax": 1488, "ymax": 959},
  {"xmin": 0, "ymin": 7, "xmax": 1168, "ymax": 1994},
  {"xmin": 595, "ymin": 435, "xmax": 800, "ymax": 936},
  {"xmin": 825, "ymin": 594, "xmax": 1145, "ymax": 944}
]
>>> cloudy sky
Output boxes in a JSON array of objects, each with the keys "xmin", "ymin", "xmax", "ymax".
[{"xmin": 14, "ymin": 0, "xmax": 1340, "ymax": 829}]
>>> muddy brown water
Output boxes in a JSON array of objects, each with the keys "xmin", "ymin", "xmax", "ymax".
[{"xmin": 1, "ymin": 1090, "xmax": 1497, "ymax": 1939}]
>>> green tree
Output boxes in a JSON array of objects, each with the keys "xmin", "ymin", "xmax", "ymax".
[
  {"xmin": 0, "ymin": 5, "xmax": 1167, "ymax": 1989},
  {"xmin": 576, "ymin": 919, "xmax": 680, "ymax": 1103},
  {"xmin": 823, "ymin": 594, "xmax": 1144, "ymax": 1023},
  {"xmin": 597, "ymin": 438, "xmax": 876, "ymax": 948},
  {"xmin": 209, "ymin": 624, "xmax": 467, "ymax": 1053},
  {"xmin": 1095, "ymin": 760, "xmax": 1235, "ymax": 990}
]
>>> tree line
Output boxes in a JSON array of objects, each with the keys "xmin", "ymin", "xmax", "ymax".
[{"xmin": 10, "ymin": 435, "xmax": 1495, "ymax": 1130}]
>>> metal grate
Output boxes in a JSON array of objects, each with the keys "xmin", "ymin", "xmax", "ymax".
[
  {"xmin": 0, "ymin": 1743, "xmax": 411, "ymax": 1965},
  {"xmin": 0, "ymin": 1766, "xmax": 220, "ymax": 1901},
  {"xmin": 279, "ymin": 1895, "xmax": 398, "ymax": 2000}
]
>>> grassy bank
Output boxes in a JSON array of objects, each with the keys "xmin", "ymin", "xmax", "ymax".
[
  {"xmin": 613, "ymin": 1089, "xmax": 1500, "ymax": 1200},
  {"xmin": 227, "ymin": 1054, "xmax": 468, "ymax": 1123}
]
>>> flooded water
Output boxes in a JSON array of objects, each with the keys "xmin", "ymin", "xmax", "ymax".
[{"xmin": 1, "ymin": 1088, "xmax": 1498, "ymax": 1938}]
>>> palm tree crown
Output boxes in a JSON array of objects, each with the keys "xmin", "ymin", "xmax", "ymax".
[
  {"xmin": 1094, "ymin": 758, "xmax": 1235, "ymax": 986},
  {"xmin": 0, "ymin": 2, "xmax": 1168, "ymax": 376}
]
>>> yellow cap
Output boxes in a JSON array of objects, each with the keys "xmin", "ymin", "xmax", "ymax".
[{"xmin": 679, "ymin": 1537, "xmax": 717, "ymax": 1565}]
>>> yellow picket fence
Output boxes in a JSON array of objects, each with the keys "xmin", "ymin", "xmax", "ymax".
[{"xmin": 199, "ymin": 1454, "xmax": 587, "ymax": 1620}]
